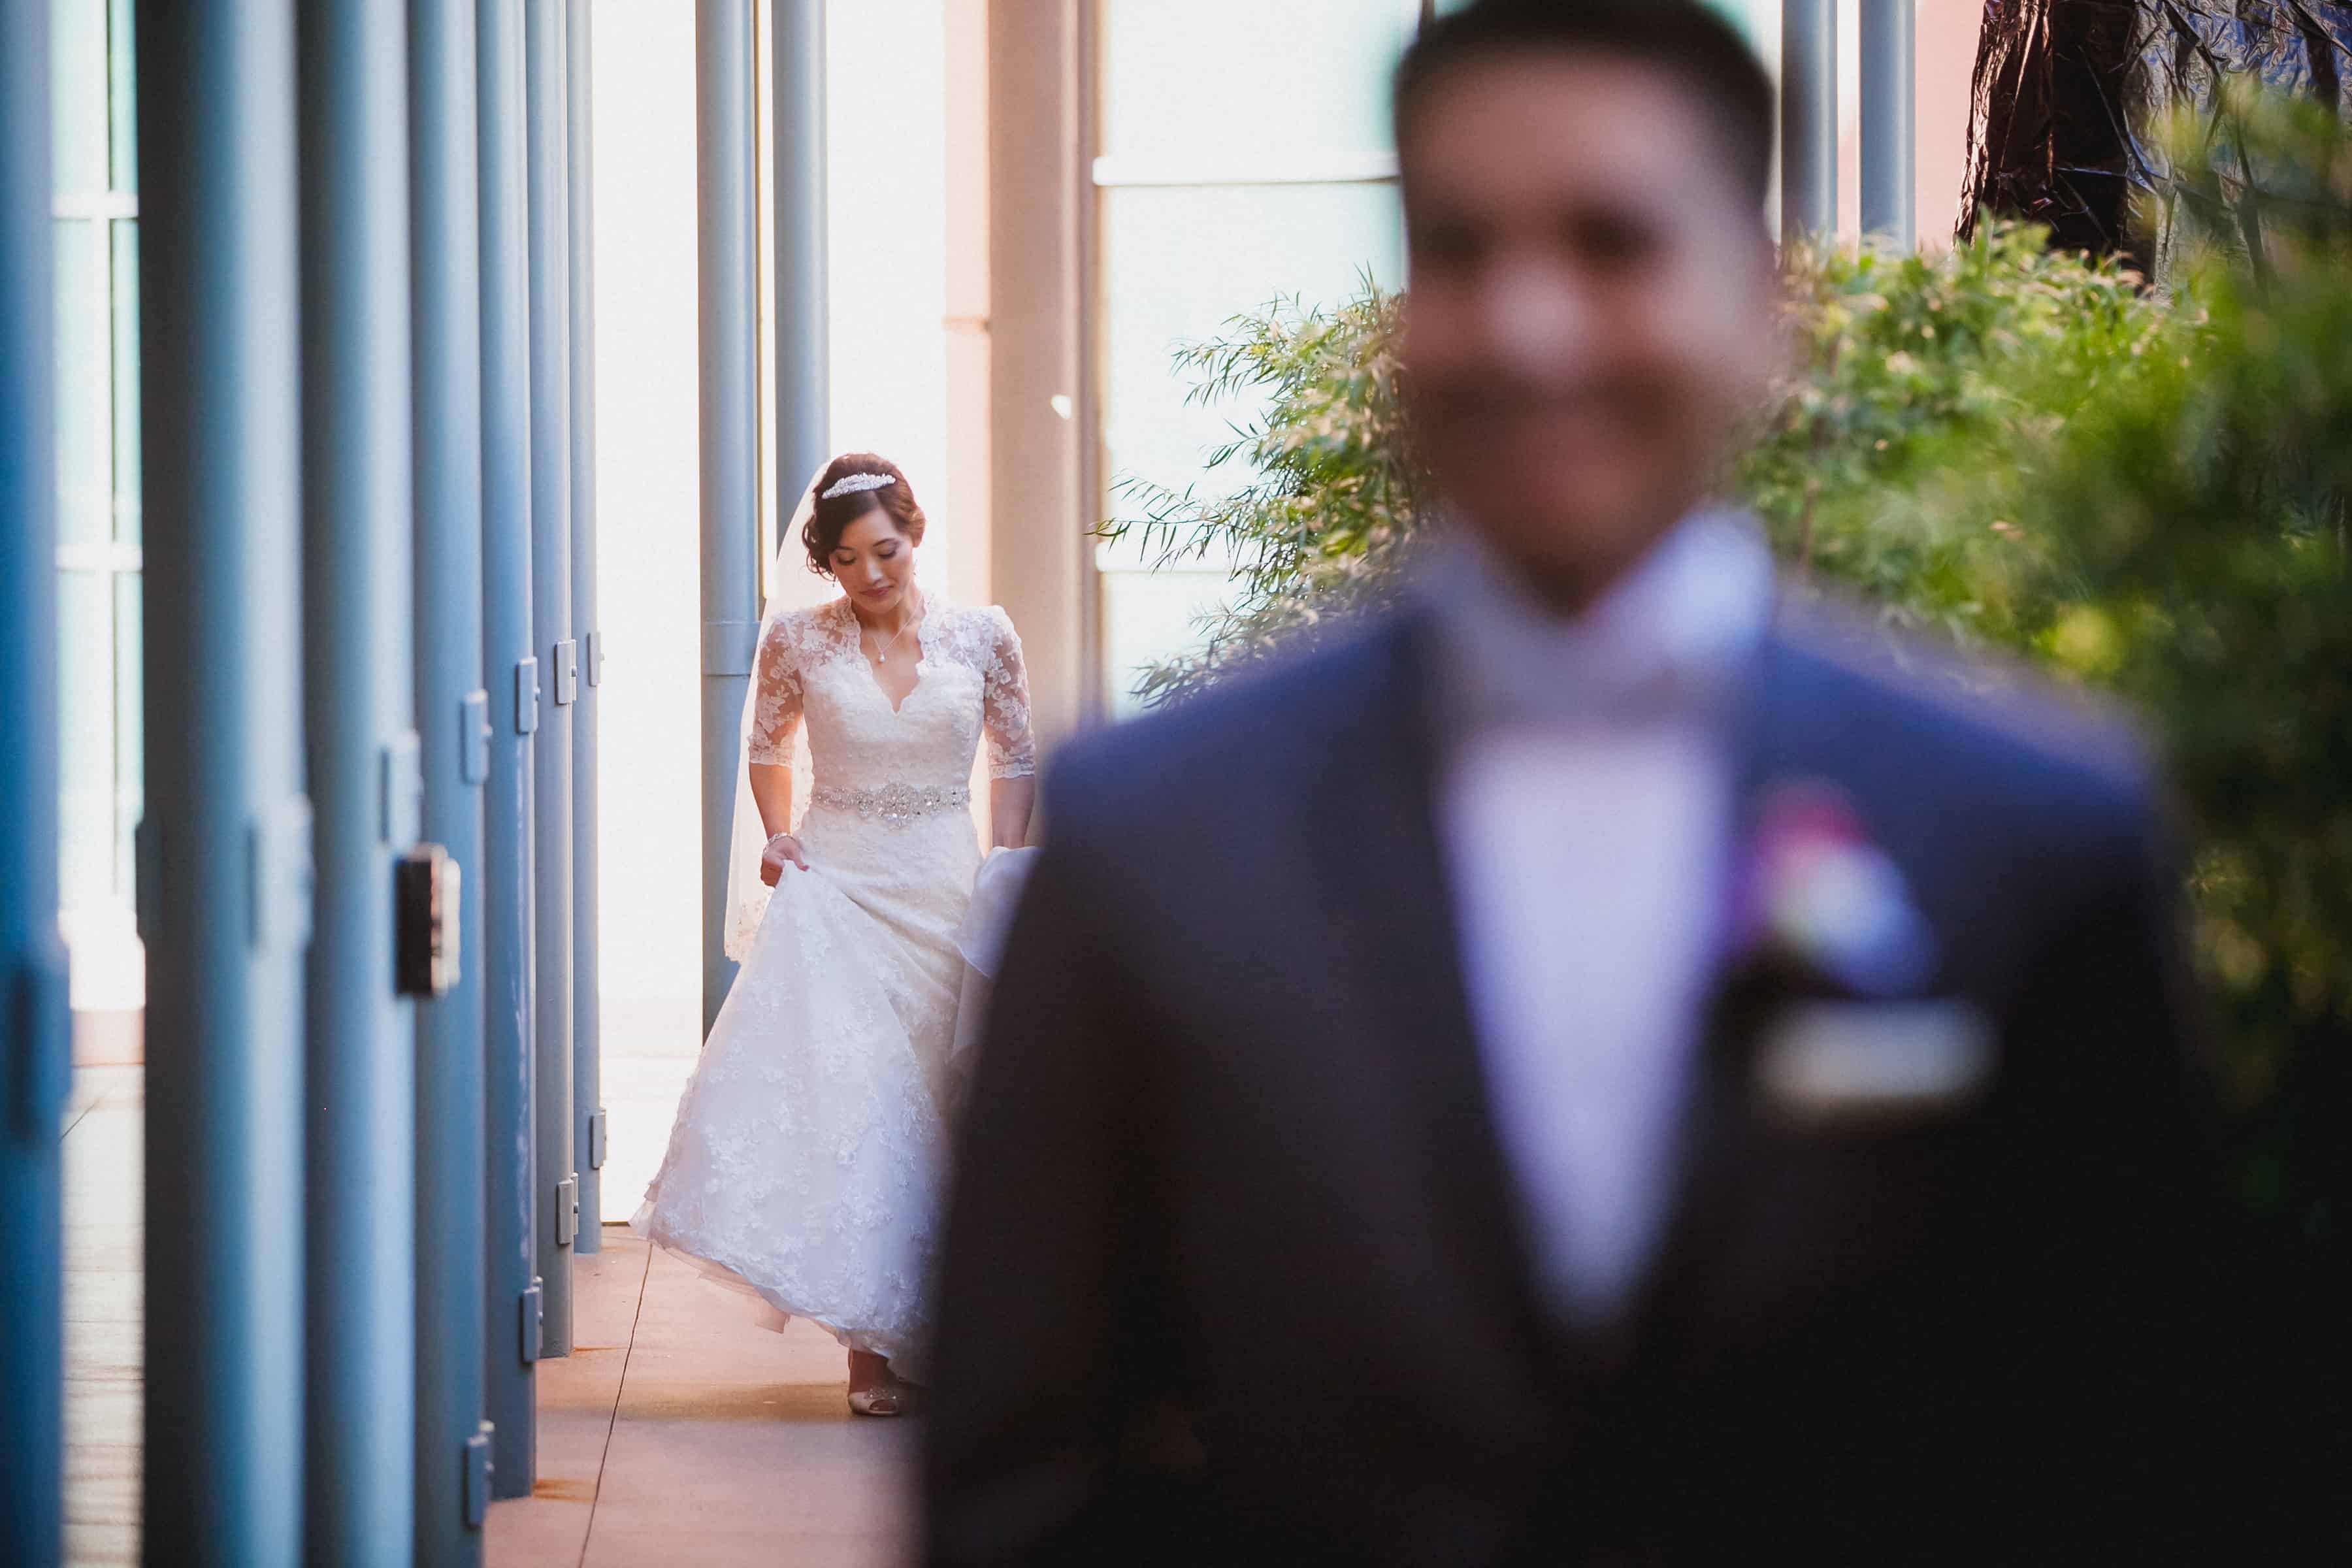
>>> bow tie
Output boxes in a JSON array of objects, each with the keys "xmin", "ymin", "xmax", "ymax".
[
  {"xmin": 1459, "ymin": 629, "xmax": 1726, "ymax": 732},
  {"xmin": 1432, "ymin": 512, "xmax": 1776, "ymax": 734}
]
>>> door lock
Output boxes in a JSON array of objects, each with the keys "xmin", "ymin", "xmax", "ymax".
[{"xmin": 395, "ymin": 843, "xmax": 461, "ymax": 998}]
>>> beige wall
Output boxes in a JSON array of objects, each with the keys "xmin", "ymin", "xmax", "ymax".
[
  {"xmin": 1916, "ymin": 0, "xmax": 1981, "ymax": 245},
  {"xmin": 985, "ymin": 0, "xmax": 1091, "ymax": 751},
  {"xmin": 945, "ymin": 1, "xmax": 994, "ymax": 615}
]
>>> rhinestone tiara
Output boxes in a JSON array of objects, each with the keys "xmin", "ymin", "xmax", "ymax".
[{"xmin": 821, "ymin": 471, "xmax": 898, "ymax": 500}]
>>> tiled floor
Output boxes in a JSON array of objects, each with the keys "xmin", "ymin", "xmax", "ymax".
[
  {"xmin": 489, "ymin": 1232, "xmax": 917, "ymax": 1567},
  {"xmin": 59, "ymin": 1043, "xmax": 917, "ymax": 1568},
  {"xmin": 61, "ymin": 1064, "xmax": 143, "ymax": 1568}
]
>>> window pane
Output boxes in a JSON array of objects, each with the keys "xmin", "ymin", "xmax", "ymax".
[
  {"xmin": 54, "ymin": 216, "xmax": 111, "ymax": 546},
  {"xmin": 114, "ymin": 572, "xmax": 142, "ymax": 904},
  {"xmin": 50, "ymin": 0, "xmax": 111, "ymax": 194},
  {"xmin": 109, "ymin": 0, "xmax": 137, "ymax": 192},
  {"xmin": 1099, "ymin": 180, "xmax": 1403, "ymax": 549},
  {"xmin": 111, "ymin": 219, "xmax": 140, "ymax": 541},
  {"xmin": 1100, "ymin": 0, "xmax": 1416, "ymax": 167},
  {"xmin": 1100, "ymin": 566, "xmax": 1238, "ymax": 719},
  {"xmin": 57, "ymin": 568, "xmax": 117, "ymax": 909}
]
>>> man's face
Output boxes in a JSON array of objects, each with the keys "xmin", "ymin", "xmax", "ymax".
[{"xmin": 1399, "ymin": 52, "xmax": 1776, "ymax": 610}]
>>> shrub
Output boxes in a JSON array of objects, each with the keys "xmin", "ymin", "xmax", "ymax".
[
  {"xmin": 1105, "ymin": 90, "xmax": 2352, "ymax": 1233},
  {"xmin": 1097, "ymin": 286, "xmax": 1421, "ymax": 711}
]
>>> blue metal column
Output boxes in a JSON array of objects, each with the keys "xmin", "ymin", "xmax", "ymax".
[
  {"xmin": 137, "ymin": 1, "xmax": 310, "ymax": 1561},
  {"xmin": 698, "ymin": 0, "xmax": 760, "ymax": 1036},
  {"xmin": 566, "ymin": 0, "xmax": 604, "ymax": 1250},
  {"xmin": 1780, "ymin": 0, "xmax": 1838, "ymax": 238},
  {"xmin": 1860, "ymin": 0, "xmax": 1916, "ymax": 247},
  {"xmin": 0, "ymin": 0, "xmax": 69, "ymax": 1558},
  {"xmin": 410, "ymin": 0, "xmax": 496, "ymax": 1555},
  {"xmin": 771, "ymin": 0, "xmax": 829, "ymax": 555},
  {"xmin": 524, "ymin": 0, "xmax": 577, "ymax": 1356},
  {"xmin": 298, "ymin": 5, "xmax": 421, "ymax": 1559},
  {"xmin": 476, "ymin": 0, "xmax": 542, "ymax": 1495}
]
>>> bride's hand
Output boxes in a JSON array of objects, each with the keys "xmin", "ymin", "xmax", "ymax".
[{"xmin": 760, "ymin": 833, "xmax": 809, "ymax": 886}]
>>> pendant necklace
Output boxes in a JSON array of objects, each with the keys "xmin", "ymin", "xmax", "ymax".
[{"xmin": 864, "ymin": 595, "xmax": 921, "ymax": 665}]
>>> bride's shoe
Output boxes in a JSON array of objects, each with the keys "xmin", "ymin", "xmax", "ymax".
[
  {"xmin": 847, "ymin": 1353, "xmax": 917, "ymax": 1417},
  {"xmin": 847, "ymin": 1383, "xmax": 907, "ymax": 1418}
]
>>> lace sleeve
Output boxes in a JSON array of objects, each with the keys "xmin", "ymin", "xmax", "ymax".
[
  {"xmin": 748, "ymin": 617, "xmax": 804, "ymax": 766},
  {"xmin": 981, "ymin": 607, "xmax": 1037, "ymax": 780}
]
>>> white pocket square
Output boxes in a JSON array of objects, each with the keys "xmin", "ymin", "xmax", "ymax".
[{"xmin": 1755, "ymin": 1000, "xmax": 1995, "ymax": 1124}]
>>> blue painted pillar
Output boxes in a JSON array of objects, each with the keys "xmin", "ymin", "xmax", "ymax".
[
  {"xmin": 524, "ymin": 0, "xmax": 578, "ymax": 1358},
  {"xmin": 0, "ymin": 0, "xmax": 69, "ymax": 1558},
  {"xmin": 1861, "ymin": 0, "xmax": 1916, "ymax": 247},
  {"xmin": 410, "ymin": 0, "xmax": 496, "ymax": 1556},
  {"xmin": 297, "ymin": 4, "xmax": 422, "ymax": 1558},
  {"xmin": 137, "ymin": 1, "xmax": 310, "ymax": 1560},
  {"xmin": 1781, "ymin": 0, "xmax": 1838, "ymax": 238},
  {"xmin": 566, "ymin": 0, "xmax": 604, "ymax": 1250},
  {"xmin": 770, "ymin": 0, "xmax": 829, "ymax": 559},
  {"xmin": 476, "ymin": 0, "xmax": 542, "ymax": 1495},
  {"xmin": 698, "ymin": 0, "xmax": 759, "ymax": 1037}
]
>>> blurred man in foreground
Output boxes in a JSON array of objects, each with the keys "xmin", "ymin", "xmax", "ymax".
[{"xmin": 926, "ymin": 3, "xmax": 2229, "ymax": 1561}]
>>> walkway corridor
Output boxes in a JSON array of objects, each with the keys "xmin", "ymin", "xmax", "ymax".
[
  {"xmin": 59, "ymin": 1065, "xmax": 916, "ymax": 1567},
  {"xmin": 484, "ymin": 1233, "xmax": 916, "ymax": 1566}
]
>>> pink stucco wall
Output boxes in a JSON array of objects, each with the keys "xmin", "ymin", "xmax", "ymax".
[{"xmin": 1916, "ymin": 0, "xmax": 1982, "ymax": 244}]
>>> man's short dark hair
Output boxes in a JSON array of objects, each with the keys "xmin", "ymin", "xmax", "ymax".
[{"xmin": 1394, "ymin": 0, "xmax": 1776, "ymax": 213}]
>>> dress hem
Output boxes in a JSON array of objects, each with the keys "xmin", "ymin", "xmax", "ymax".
[{"xmin": 628, "ymin": 1203, "xmax": 926, "ymax": 1373}]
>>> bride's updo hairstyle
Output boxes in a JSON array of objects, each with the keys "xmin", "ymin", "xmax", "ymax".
[{"xmin": 803, "ymin": 453, "xmax": 926, "ymax": 578}]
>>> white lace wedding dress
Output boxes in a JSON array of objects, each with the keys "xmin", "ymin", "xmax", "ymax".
[{"xmin": 632, "ymin": 593, "xmax": 1035, "ymax": 1372}]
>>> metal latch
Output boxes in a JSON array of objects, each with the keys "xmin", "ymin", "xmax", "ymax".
[
  {"xmin": 461, "ymin": 689, "xmax": 492, "ymax": 785},
  {"xmin": 10, "ymin": 955, "xmax": 69, "ymax": 1141},
  {"xmin": 250, "ymin": 796, "xmax": 316, "ymax": 953},
  {"xmin": 464, "ymin": 1425, "xmax": 494, "ymax": 1528},
  {"xmin": 552, "ymin": 638, "xmax": 580, "ymax": 706},
  {"xmin": 514, "ymin": 657, "xmax": 540, "ymax": 736}
]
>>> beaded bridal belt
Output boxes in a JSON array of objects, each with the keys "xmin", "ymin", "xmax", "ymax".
[{"xmin": 808, "ymin": 781, "xmax": 972, "ymax": 827}]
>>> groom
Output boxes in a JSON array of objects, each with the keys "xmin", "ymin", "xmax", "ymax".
[{"xmin": 926, "ymin": 3, "xmax": 2234, "ymax": 1561}]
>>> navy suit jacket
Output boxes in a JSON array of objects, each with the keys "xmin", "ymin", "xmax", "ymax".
[{"xmin": 923, "ymin": 598, "xmax": 2238, "ymax": 1565}]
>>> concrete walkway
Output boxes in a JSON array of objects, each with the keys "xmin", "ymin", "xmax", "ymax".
[
  {"xmin": 57, "ymin": 1064, "xmax": 915, "ymax": 1567},
  {"xmin": 61, "ymin": 1064, "xmax": 142, "ymax": 1567},
  {"xmin": 487, "ymin": 1230, "xmax": 916, "ymax": 1567}
]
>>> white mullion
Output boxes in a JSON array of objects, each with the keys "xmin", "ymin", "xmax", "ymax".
[{"xmin": 55, "ymin": 542, "xmax": 145, "ymax": 575}]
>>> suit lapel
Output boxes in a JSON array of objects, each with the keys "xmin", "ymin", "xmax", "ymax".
[
  {"xmin": 1625, "ymin": 628, "xmax": 1790, "ymax": 1352},
  {"xmin": 1633, "ymin": 623, "xmax": 1899, "ymax": 1356},
  {"xmin": 1292, "ymin": 613, "xmax": 1913, "ymax": 1386},
  {"xmin": 1294, "ymin": 614, "xmax": 1561, "ymax": 1365}
]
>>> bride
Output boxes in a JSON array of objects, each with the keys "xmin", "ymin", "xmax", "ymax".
[{"xmin": 634, "ymin": 453, "xmax": 1036, "ymax": 1416}]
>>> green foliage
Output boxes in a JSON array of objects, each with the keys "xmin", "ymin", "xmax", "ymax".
[
  {"xmin": 1096, "ymin": 286, "xmax": 1424, "ymax": 709},
  {"xmin": 1737, "ymin": 225, "xmax": 2166, "ymax": 640},
  {"xmin": 1106, "ymin": 89, "xmax": 2351, "ymax": 1228},
  {"xmin": 1930, "ymin": 90, "xmax": 2352, "ymax": 1223}
]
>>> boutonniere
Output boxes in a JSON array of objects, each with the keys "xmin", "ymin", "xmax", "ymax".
[{"xmin": 1733, "ymin": 780, "xmax": 1936, "ymax": 999}]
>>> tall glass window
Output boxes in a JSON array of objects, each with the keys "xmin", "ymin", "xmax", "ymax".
[
  {"xmin": 51, "ymin": 0, "xmax": 142, "ymax": 1011},
  {"xmin": 1090, "ymin": 0, "xmax": 1420, "ymax": 716},
  {"xmin": 1086, "ymin": 2, "xmax": 1781, "ymax": 716}
]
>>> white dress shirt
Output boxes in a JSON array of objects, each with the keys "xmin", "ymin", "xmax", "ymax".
[{"xmin": 1431, "ymin": 513, "xmax": 1776, "ymax": 1326}]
